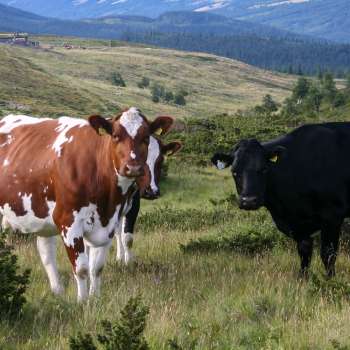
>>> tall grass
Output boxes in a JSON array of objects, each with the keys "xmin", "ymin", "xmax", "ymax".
[{"xmin": 1, "ymin": 165, "xmax": 350, "ymax": 349}]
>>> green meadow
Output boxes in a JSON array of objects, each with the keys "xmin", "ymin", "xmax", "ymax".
[{"xmin": 1, "ymin": 36, "xmax": 350, "ymax": 349}]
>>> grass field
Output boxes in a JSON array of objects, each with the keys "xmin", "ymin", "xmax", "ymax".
[
  {"xmin": 1, "ymin": 36, "xmax": 350, "ymax": 350},
  {"xmin": 0, "ymin": 37, "xmax": 294, "ymax": 118},
  {"xmin": 0, "ymin": 162, "xmax": 350, "ymax": 349}
]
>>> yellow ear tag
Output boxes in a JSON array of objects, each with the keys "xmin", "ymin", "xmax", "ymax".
[
  {"xmin": 270, "ymin": 155, "xmax": 278, "ymax": 163},
  {"xmin": 98, "ymin": 127, "xmax": 107, "ymax": 136},
  {"xmin": 155, "ymin": 128, "xmax": 163, "ymax": 136}
]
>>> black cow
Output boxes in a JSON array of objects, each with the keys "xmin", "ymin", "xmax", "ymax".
[{"xmin": 212, "ymin": 123, "xmax": 350, "ymax": 277}]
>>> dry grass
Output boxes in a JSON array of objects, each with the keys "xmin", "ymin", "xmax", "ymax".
[
  {"xmin": 1, "ymin": 165, "xmax": 350, "ymax": 349},
  {"xmin": 0, "ymin": 38, "xmax": 294, "ymax": 118}
]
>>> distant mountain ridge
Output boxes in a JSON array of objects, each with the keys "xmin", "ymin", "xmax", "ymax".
[
  {"xmin": 0, "ymin": 4, "xmax": 349, "ymax": 76},
  {"xmin": 0, "ymin": 0, "xmax": 349, "ymax": 43}
]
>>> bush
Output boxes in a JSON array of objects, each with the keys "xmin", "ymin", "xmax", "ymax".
[
  {"xmin": 137, "ymin": 77, "xmax": 150, "ymax": 89},
  {"xmin": 308, "ymin": 273, "xmax": 350, "ymax": 304},
  {"xmin": 111, "ymin": 72, "xmax": 126, "ymax": 87},
  {"xmin": 0, "ymin": 230, "xmax": 30, "ymax": 319},
  {"xmin": 174, "ymin": 93, "xmax": 186, "ymax": 106},
  {"xmin": 70, "ymin": 333, "xmax": 97, "ymax": 350},
  {"xmin": 69, "ymin": 296, "xmax": 150, "ymax": 350},
  {"xmin": 180, "ymin": 228, "xmax": 284, "ymax": 255}
]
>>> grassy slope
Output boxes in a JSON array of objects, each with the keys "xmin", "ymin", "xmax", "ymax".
[
  {"xmin": 0, "ymin": 36, "xmax": 294, "ymax": 118},
  {"xmin": 1, "ymin": 37, "xmax": 350, "ymax": 349},
  {"xmin": 2, "ymin": 164, "xmax": 350, "ymax": 349}
]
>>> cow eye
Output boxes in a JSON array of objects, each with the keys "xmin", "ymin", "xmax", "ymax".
[{"xmin": 113, "ymin": 135, "xmax": 120, "ymax": 142}]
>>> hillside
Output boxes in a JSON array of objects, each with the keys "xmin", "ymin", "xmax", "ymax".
[
  {"xmin": 1, "ymin": 0, "xmax": 349, "ymax": 43},
  {"xmin": 1, "ymin": 5, "xmax": 350, "ymax": 76},
  {"xmin": 0, "ymin": 38, "xmax": 295, "ymax": 118}
]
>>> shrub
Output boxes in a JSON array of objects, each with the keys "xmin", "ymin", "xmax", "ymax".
[
  {"xmin": 180, "ymin": 228, "xmax": 284, "ymax": 255},
  {"xmin": 137, "ymin": 77, "xmax": 150, "ymax": 89},
  {"xmin": 0, "ymin": 230, "xmax": 30, "ymax": 319},
  {"xmin": 308, "ymin": 273, "xmax": 350, "ymax": 304},
  {"xmin": 174, "ymin": 93, "xmax": 186, "ymax": 106},
  {"xmin": 111, "ymin": 72, "xmax": 126, "ymax": 87},
  {"xmin": 69, "ymin": 296, "xmax": 150, "ymax": 350},
  {"xmin": 69, "ymin": 333, "xmax": 97, "ymax": 350},
  {"xmin": 97, "ymin": 296, "xmax": 149, "ymax": 350}
]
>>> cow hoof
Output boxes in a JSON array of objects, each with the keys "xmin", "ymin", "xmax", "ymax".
[{"xmin": 297, "ymin": 269, "xmax": 309, "ymax": 280}]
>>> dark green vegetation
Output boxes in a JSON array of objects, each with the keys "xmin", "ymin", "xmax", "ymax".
[
  {"xmin": 1, "ymin": 38, "xmax": 350, "ymax": 349},
  {"xmin": 70, "ymin": 296, "xmax": 149, "ymax": 350},
  {"xmin": 1, "ymin": 5, "xmax": 350, "ymax": 75},
  {"xmin": 0, "ymin": 231, "xmax": 30, "ymax": 319}
]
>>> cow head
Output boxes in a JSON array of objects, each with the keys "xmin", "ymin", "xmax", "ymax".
[
  {"xmin": 212, "ymin": 139, "xmax": 285, "ymax": 210},
  {"xmin": 88, "ymin": 107, "xmax": 174, "ymax": 179},
  {"xmin": 137, "ymin": 137, "xmax": 182, "ymax": 200}
]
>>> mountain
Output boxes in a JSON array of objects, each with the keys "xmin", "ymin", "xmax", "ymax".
[
  {"xmin": 0, "ymin": 4, "xmax": 349, "ymax": 76},
  {"xmin": 0, "ymin": 0, "xmax": 349, "ymax": 43}
]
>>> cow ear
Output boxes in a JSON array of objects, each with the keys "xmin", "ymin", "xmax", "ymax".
[
  {"xmin": 88, "ymin": 115, "xmax": 112, "ymax": 136},
  {"xmin": 150, "ymin": 116, "xmax": 174, "ymax": 136},
  {"xmin": 211, "ymin": 153, "xmax": 233, "ymax": 170},
  {"xmin": 268, "ymin": 146, "xmax": 286, "ymax": 163},
  {"xmin": 162, "ymin": 141, "xmax": 182, "ymax": 156}
]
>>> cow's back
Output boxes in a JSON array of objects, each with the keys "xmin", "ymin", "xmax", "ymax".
[
  {"xmin": 0, "ymin": 115, "xmax": 90, "ymax": 234},
  {"xmin": 265, "ymin": 123, "xmax": 350, "ymax": 236}
]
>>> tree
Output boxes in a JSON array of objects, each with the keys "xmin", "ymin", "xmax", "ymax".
[
  {"xmin": 262, "ymin": 94, "xmax": 279, "ymax": 113},
  {"xmin": 164, "ymin": 91, "xmax": 174, "ymax": 103},
  {"xmin": 281, "ymin": 97, "xmax": 299, "ymax": 118},
  {"xmin": 305, "ymin": 85, "xmax": 323, "ymax": 113},
  {"xmin": 345, "ymin": 73, "xmax": 350, "ymax": 96},
  {"xmin": 174, "ymin": 92, "xmax": 186, "ymax": 106},
  {"xmin": 322, "ymin": 72, "xmax": 337, "ymax": 106},
  {"xmin": 137, "ymin": 77, "xmax": 150, "ymax": 89},
  {"xmin": 292, "ymin": 77, "xmax": 310, "ymax": 102},
  {"xmin": 111, "ymin": 72, "xmax": 126, "ymax": 87}
]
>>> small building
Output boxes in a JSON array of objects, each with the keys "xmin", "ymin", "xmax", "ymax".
[{"xmin": 0, "ymin": 32, "xmax": 31, "ymax": 46}]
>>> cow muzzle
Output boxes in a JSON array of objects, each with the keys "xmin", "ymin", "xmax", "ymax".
[
  {"xmin": 239, "ymin": 196, "xmax": 261, "ymax": 210},
  {"xmin": 124, "ymin": 164, "xmax": 144, "ymax": 178}
]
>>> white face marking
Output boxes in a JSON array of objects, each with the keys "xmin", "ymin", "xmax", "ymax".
[
  {"xmin": 0, "ymin": 114, "xmax": 51, "ymax": 134},
  {"xmin": 119, "ymin": 107, "xmax": 144, "ymax": 139},
  {"xmin": 146, "ymin": 136, "xmax": 161, "ymax": 192},
  {"xmin": 3, "ymin": 158, "xmax": 9, "ymax": 167},
  {"xmin": 216, "ymin": 161, "xmax": 227, "ymax": 170},
  {"xmin": 0, "ymin": 194, "xmax": 56, "ymax": 234},
  {"xmin": 52, "ymin": 117, "xmax": 88, "ymax": 157},
  {"xmin": 130, "ymin": 151, "xmax": 136, "ymax": 160}
]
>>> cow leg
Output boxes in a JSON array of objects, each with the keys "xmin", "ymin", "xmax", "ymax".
[
  {"xmin": 37, "ymin": 236, "xmax": 64, "ymax": 295},
  {"xmin": 115, "ymin": 221, "xmax": 125, "ymax": 263},
  {"xmin": 320, "ymin": 224, "xmax": 341, "ymax": 278},
  {"xmin": 296, "ymin": 238, "xmax": 313, "ymax": 278},
  {"xmin": 88, "ymin": 243, "xmax": 111, "ymax": 297},
  {"xmin": 122, "ymin": 231, "xmax": 134, "ymax": 265},
  {"xmin": 121, "ymin": 192, "xmax": 140, "ymax": 265},
  {"xmin": 55, "ymin": 211, "xmax": 89, "ymax": 302}
]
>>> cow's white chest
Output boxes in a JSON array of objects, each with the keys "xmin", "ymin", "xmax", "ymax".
[
  {"xmin": 0, "ymin": 194, "xmax": 56, "ymax": 235},
  {"xmin": 80, "ymin": 204, "xmax": 122, "ymax": 247}
]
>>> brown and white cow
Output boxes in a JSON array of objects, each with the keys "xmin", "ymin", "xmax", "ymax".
[
  {"xmin": 115, "ymin": 136, "xmax": 182, "ymax": 264},
  {"xmin": 0, "ymin": 108, "xmax": 173, "ymax": 301}
]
